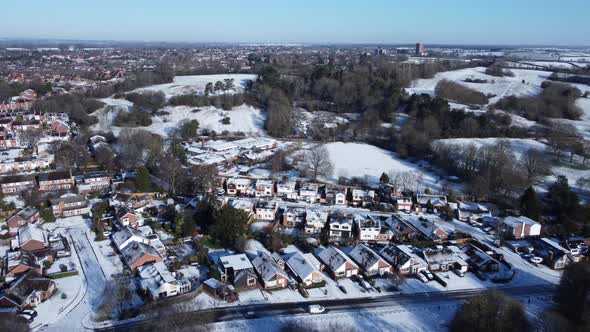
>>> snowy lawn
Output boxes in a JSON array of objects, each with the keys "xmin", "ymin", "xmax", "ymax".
[{"xmin": 132, "ymin": 74, "xmax": 256, "ymax": 99}]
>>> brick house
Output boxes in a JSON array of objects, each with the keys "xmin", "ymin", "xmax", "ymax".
[
  {"xmin": 37, "ymin": 171, "xmax": 74, "ymax": 192},
  {"xmin": 0, "ymin": 174, "xmax": 36, "ymax": 194},
  {"xmin": 16, "ymin": 223, "xmax": 48, "ymax": 253},
  {"xmin": 120, "ymin": 242, "xmax": 163, "ymax": 271},
  {"xmin": 251, "ymin": 252, "xmax": 289, "ymax": 289},
  {"xmin": 0, "ymin": 271, "xmax": 57, "ymax": 310},
  {"xmin": 317, "ymin": 246, "xmax": 359, "ymax": 279},
  {"xmin": 49, "ymin": 120, "xmax": 69, "ymax": 136},
  {"xmin": 50, "ymin": 195, "xmax": 90, "ymax": 218},
  {"xmin": 6, "ymin": 206, "xmax": 39, "ymax": 234}
]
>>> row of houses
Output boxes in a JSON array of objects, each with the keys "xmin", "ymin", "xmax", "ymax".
[{"xmin": 0, "ymin": 170, "xmax": 111, "ymax": 195}]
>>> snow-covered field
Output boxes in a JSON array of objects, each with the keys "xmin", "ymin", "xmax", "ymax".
[
  {"xmin": 132, "ymin": 74, "xmax": 256, "ymax": 99},
  {"xmin": 406, "ymin": 67, "xmax": 551, "ymax": 105},
  {"xmin": 145, "ymin": 104, "xmax": 266, "ymax": 137},
  {"xmin": 319, "ymin": 142, "xmax": 447, "ymax": 191},
  {"xmin": 432, "ymin": 138, "xmax": 547, "ymax": 159}
]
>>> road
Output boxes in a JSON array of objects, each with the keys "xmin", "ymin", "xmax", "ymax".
[
  {"xmin": 99, "ymin": 284, "xmax": 555, "ymax": 332},
  {"xmin": 38, "ymin": 219, "xmax": 107, "ymax": 332}
]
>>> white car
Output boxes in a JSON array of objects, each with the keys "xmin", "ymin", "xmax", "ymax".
[
  {"xmin": 417, "ymin": 272, "xmax": 429, "ymax": 283},
  {"xmin": 530, "ymin": 257, "xmax": 543, "ymax": 265},
  {"xmin": 422, "ymin": 270, "xmax": 434, "ymax": 280},
  {"xmin": 308, "ymin": 304, "xmax": 326, "ymax": 314},
  {"xmin": 453, "ymin": 269, "xmax": 465, "ymax": 277}
]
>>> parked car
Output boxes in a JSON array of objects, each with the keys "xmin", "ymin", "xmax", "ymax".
[
  {"xmin": 453, "ymin": 269, "xmax": 465, "ymax": 277},
  {"xmin": 422, "ymin": 270, "xmax": 434, "ymax": 281},
  {"xmin": 21, "ymin": 310, "xmax": 37, "ymax": 318},
  {"xmin": 530, "ymin": 257, "xmax": 543, "ymax": 265},
  {"xmin": 417, "ymin": 273, "xmax": 429, "ymax": 283},
  {"xmin": 308, "ymin": 305, "xmax": 326, "ymax": 314}
]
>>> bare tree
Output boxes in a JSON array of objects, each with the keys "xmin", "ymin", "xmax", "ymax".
[
  {"xmin": 301, "ymin": 145, "xmax": 333, "ymax": 181},
  {"xmin": 520, "ymin": 149, "xmax": 551, "ymax": 185},
  {"xmin": 19, "ymin": 128, "xmax": 43, "ymax": 150}
]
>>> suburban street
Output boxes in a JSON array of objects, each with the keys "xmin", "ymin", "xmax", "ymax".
[{"xmin": 100, "ymin": 284, "xmax": 555, "ymax": 331}]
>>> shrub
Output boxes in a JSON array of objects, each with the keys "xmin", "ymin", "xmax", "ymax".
[
  {"xmin": 435, "ymin": 80, "xmax": 489, "ymax": 105},
  {"xmin": 113, "ymin": 108, "xmax": 153, "ymax": 127},
  {"xmin": 221, "ymin": 116, "xmax": 231, "ymax": 125}
]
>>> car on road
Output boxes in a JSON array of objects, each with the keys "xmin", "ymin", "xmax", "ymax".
[
  {"xmin": 422, "ymin": 270, "xmax": 434, "ymax": 281},
  {"xmin": 453, "ymin": 269, "xmax": 465, "ymax": 277},
  {"xmin": 530, "ymin": 257, "xmax": 543, "ymax": 265},
  {"xmin": 308, "ymin": 304, "xmax": 325, "ymax": 314},
  {"xmin": 21, "ymin": 310, "xmax": 37, "ymax": 318},
  {"xmin": 245, "ymin": 311, "xmax": 256, "ymax": 319}
]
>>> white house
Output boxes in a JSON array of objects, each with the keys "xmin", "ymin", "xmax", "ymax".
[
  {"xmin": 299, "ymin": 184, "xmax": 319, "ymax": 203},
  {"xmin": 276, "ymin": 181, "xmax": 297, "ymax": 199},
  {"xmin": 355, "ymin": 214, "xmax": 381, "ymax": 241},
  {"xmin": 286, "ymin": 251, "xmax": 324, "ymax": 287},
  {"xmin": 255, "ymin": 180, "xmax": 273, "ymax": 197},
  {"xmin": 226, "ymin": 178, "xmax": 251, "ymax": 195},
  {"xmin": 304, "ymin": 209, "xmax": 328, "ymax": 234},
  {"xmin": 138, "ymin": 262, "xmax": 191, "ymax": 300}
]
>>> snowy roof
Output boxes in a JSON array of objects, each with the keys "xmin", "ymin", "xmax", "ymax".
[
  {"xmin": 252, "ymin": 252, "xmax": 287, "ymax": 282},
  {"xmin": 121, "ymin": 242, "xmax": 161, "ymax": 266},
  {"xmin": 458, "ymin": 201, "xmax": 489, "ymax": 212},
  {"xmin": 228, "ymin": 198, "xmax": 254, "ymax": 211},
  {"xmin": 502, "ymin": 216, "xmax": 539, "ymax": 228},
  {"xmin": 227, "ymin": 178, "xmax": 250, "ymax": 186},
  {"xmin": 219, "ymin": 253, "xmax": 253, "ymax": 271},
  {"xmin": 138, "ymin": 261, "xmax": 175, "ymax": 284},
  {"xmin": 416, "ymin": 194, "xmax": 448, "ymax": 206},
  {"xmin": 423, "ymin": 247, "xmax": 467, "ymax": 266},
  {"xmin": 349, "ymin": 244, "xmax": 389, "ymax": 269},
  {"xmin": 18, "ymin": 223, "xmax": 46, "ymax": 246},
  {"xmin": 256, "ymin": 179, "xmax": 273, "ymax": 187},
  {"xmin": 286, "ymin": 251, "xmax": 320, "ymax": 279},
  {"xmin": 401, "ymin": 214, "xmax": 448, "ymax": 240},
  {"xmin": 112, "ymin": 227, "xmax": 146, "ymax": 250},
  {"xmin": 317, "ymin": 246, "xmax": 358, "ymax": 271}
]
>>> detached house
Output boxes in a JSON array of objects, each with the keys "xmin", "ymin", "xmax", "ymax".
[
  {"xmin": 456, "ymin": 201, "xmax": 491, "ymax": 222},
  {"xmin": 50, "ymin": 195, "xmax": 90, "ymax": 218},
  {"xmin": 415, "ymin": 194, "xmax": 448, "ymax": 213},
  {"xmin": 254, "ymin": 200, "xmax": 278, "ymax": 221},
  {"xmin": 276, "ymin": 181, "xmax": 297, "ymax": 200},
  {"xmin": 355, "ymin": 214, "xmax": 383, "ymax": 242},
  {"xmin": 226, "ymin": 178, "xmax": 250, "ymax": 196},
  {"xmin": 3, "ymin": 251, "xmax": 43, "ymax": 281},
  {"xmin": 380, "ymin": 244, "xmax": 428, "ymax": 276},
  {"xmin": 500, "ymin": 216, "xmax": 542, "ymax": 239},
  {"xmin": 216, "ymin": 253, "xmax": 258, "ymax": 290},
  {"xmin": 0, "ymin": 271, "xmax": 56, "ymax": 310},
  {"xmin": 49, "ymin": 120, "xmax": 69, "ymax": 136},
  {"xmin": 281, "ymin": 207, "xmax": 306, "ymax": 228},
  {"xmin": 349, "ymin": 244, "xmax": 392, "ymax": 277},
  {"xmin": 328, "ymin": 212, "xmax": 353, "ymax": 239},
  {"xmin": 252, "ymin": 252, "xmax": 289, "ymax": 289},
  {"xmin": 422, "ymin": 247, "xmax": 468, "ymax": 272},
  {"xmin": 255, "ymin": 180, "xmax": 273, "ymax": 197},
  {"xmin": 138, "ymin": 262, "xmax": 191, "ymax": 300},
  {"xmin": 6, "ymin": 207, "xmax": 39, "ymax": 235},
  {"xmin": 286, "ymin": 251, "xmax": 324, "ymax": 287},
  {"xmin": 534, "ymin": 238, "xmax": 574, "ymax": 270},
  {"xmin": 115, "ymin": 208, "xmax": 141, "ymax": 228},
  {"xmin": 326, "ymin": 189, "xmax": 347, "ymax": 206},
  {"xmin": 304, "ymin": 209, "xmax": 328, "ymax": 234},
  {"xmin": 121, "ymin": 242, "xmax": 163, "ymax": 271},
  {"xmin": 37, "ymin": 171, "xmax": 74, "ymax": 192},
  {"xmin": 15, "ymin": 223, "xmax": 48, "ymax": 253},
  {"xmin": 317, "ymin": 246, "xmax": 359, "ymax": 279}
]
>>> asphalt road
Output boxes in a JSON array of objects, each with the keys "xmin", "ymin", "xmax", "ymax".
[{"xmin": 99, "ymin": 284, "xmax": 555, "ymax": 331}]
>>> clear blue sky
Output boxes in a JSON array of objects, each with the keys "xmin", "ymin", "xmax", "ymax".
[{"xmin": 1, "ymin": 0, "xmax": 588, "ymax": 46}]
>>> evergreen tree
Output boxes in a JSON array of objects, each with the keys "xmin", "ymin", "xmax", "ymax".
[
  {"xmin": 174, "ymin": 213, "xmax": 185, "ymax": 238},
  {"xmin": 520, "ymin": 186, "xmax": 541, "ymax": 221},
  {"xmin": 556, "ymin": 262, "xmax": 590, "ymax": 324},
  {"xmin": 135, "ymin": 166, "xmax": 150, "ymax": 192},
  {"xmin": 379, "ymin": 172, "xmax": 389, "ymax": 184}
]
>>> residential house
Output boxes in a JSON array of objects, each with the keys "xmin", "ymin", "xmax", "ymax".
[
  {"xmin": 285, "ymin": 251, "xmax": 324, "ymax": 287},
  {"xmin": 3, "ymin": 251, "xmax": 42, "ymax": 281},
  {"xmin": 115, "ymin": 208, "xmax": 141, "ymax": 228},
  {"xmin": 226, "ymin": 178, "xmax": 250, "ymax": 196},
  {"xmin": 326, "ymin": 189, "xmax": 347, "ymax": 206},
  {"xmin": 0, "ymin": 271, "xmax": 56, "ymax": 310},
  {"xmin": 15, "ymin": 224, "xmax": 48, "ymax": 253},
  {"xmin": 76, "ymin": 172, "xmax": 111, "ymax": 195},
  {"xmin": 461, "ymin": 244, "xmax": 500, "ymax": 273},
  {"xmin": 255, "ymin": 180, "xmax": 273, "ymax": 197},
  {"xmin": 400, "ymin": 214, "xmax": 449, "ymax": 242},
  {"xmin": 202, "ymin": 278, "xmax": 238, "ymax": 302},
  {"xmin": 37, "ymin": 171, "xmax": 74, "ymax": 192},
  {"xmin": 252, "ymin": 252, "xmax": 289, "ymax": 289},
  {"xmin": 317, "ymin": 246, "xmax": 359, "ymax": 279},
  {"xmin": 394, "ymin": 197, "xmax": 413, "ymax": 212},
  {"xmin": 228, "ymin": 198, "xmax": 255, "ymax": 222},
  {"xmin": 254, "ymin": 200, "xmax": 278, "ymax": 221},
  {"xmin": 328, "ymin": 212, "xmax": 353, "ymax": 239},
  {"xmin": 304, "ymin": 209, "xmax": 328, "ymax": 234},
  {"xmin": 112, "ymin": 227, "xmax": 149, "ymax": 251},
  {"xmin": 456, "ymin": 201, "xmax": 492, "ymax": 222},
  {"xmin": 415, "ymin": 194, "xmax": 448, "ymax": 213},
  {"xmin": 348, "ymin": 244, "xmax": 392, "ymax": 277},
  {"xmin": 281, "ymin": 207, "xmax": 306, "ymax": 228},
  {"xmin": 120, "ymin": 242, "xmax": 163, "ymax": 271},
  {"xmin": 6, "ymin": 207, "xmax": 39, "ymax": 235},
  {"xmin": 355, "ymin": 214, "xmax": 382, "ymax": 242},
  {"xmin": 0, "ymin": 174, "xmax": 35, "ymax": 194},
  {"xmin": 138, "ymin": 262, "xmax": 191, "ymax": 300},
  {"xmin": 49, "ymin": 120, "xmax": 69, "ymax": 136},
  {"xmin": 299, "ymin": 183, "xmax": 319, "ymax": 203},
  {"xmin": 50, "ymin": 195, "xmax": 90, "ymax": 218},
  {"xmin": 216, "ymin": 253, "xmax": 258, "ymax": 290},
  {"xmin": 382, "ymin": 215, "xmax": 421, "ymax": 242},
  {"xmin": 351, "ymin": 189, "xmax": 365, "ymax": 206},
  {"xmin": 276, "ymin": 181, "xmax": 297, "ymax": 200},
  {"xmin": 534, "ymin": 238, "xmax": 574, "ymax": 270},
  {"xmin": 422, "ymin": 247, "xmax": 468, "ymax": 272},
  {"xmin": 111, "ymin": 193, "xmax": 153, "ymax": 212},
  {"xmin": 500, "ymin": 216, "xmax": 542, "ymax": 239},
  {"xmin": 380, "ymin": 244, "xmax": 428, "ymax": 275}
]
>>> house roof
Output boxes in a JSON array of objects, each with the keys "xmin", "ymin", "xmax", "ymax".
[
  {"xmin": 349, "ymin": 244, "xmax": 389, "ymax": 269},
  {"xmin": 0, "ymin": 174, "xmax": 35, "ymax": 184},
  {"xmin": 13, "ymin": 206, "xmax": 38, "ymax": 220},
  {"xmin": 1, "ymin": 271, "xmax": 54, "ymax": 306},
  {"xmin": 49, "ymin": 194, "xmax": 86, "ymax": 205},
  {"xmin": 138, "ymin": 261, "xmax": 175, "ymax": 284},
  {"xmin": 219, "ymin": 253, "xmax": 253, "ymax": 271},
  {"xmin": 18, "ymin": 223, "xmax": 46, "ymax": 246},
  {"xmin": 458, "ymin": 201, "xmax": 489, "ymax": 212},
  {"xmin": 121, "ymin": 242, "xmax": 161, "ymax": 266},
  {"xmin": 112, "ymin": 227, "xmax": 146, "ymax": 250},
  {"xmin": 38, "ymin": 171, "xmax": 71, "ymax": 182},
  {"xmin": 317, "ymin": 246, "xmax": 358, "ymax": 271},
  {"xmin": 286, "ymin": 251, "xmax": 319, "ymax": 279},
  {"xmin": 503, "ymin": 216, "xmax": 539, "ymax": 228},
  {"xmin": 252, "ymin": 252, "xmax": 287, "ymax": 282}
]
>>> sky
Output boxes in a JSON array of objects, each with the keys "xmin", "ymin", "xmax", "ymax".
[{"xmin": 1, "ymin": 0, "xmax": 589, "ymax": 46}]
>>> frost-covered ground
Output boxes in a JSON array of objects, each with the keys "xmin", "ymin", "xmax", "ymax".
[
  {"xmin": 315, "ymin": 142, "xmax": 452, "ymax": 192},
  {"xmin": 132, "ymin": 74, "xmax": 256, "ymax": 99},
  {"xmin": 145, "ymin": 104, "xmax": 266, "ymax": 137},
  {"xmin": 432, "ymin": 137, "xmax": 547, "ymax": 159}
]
